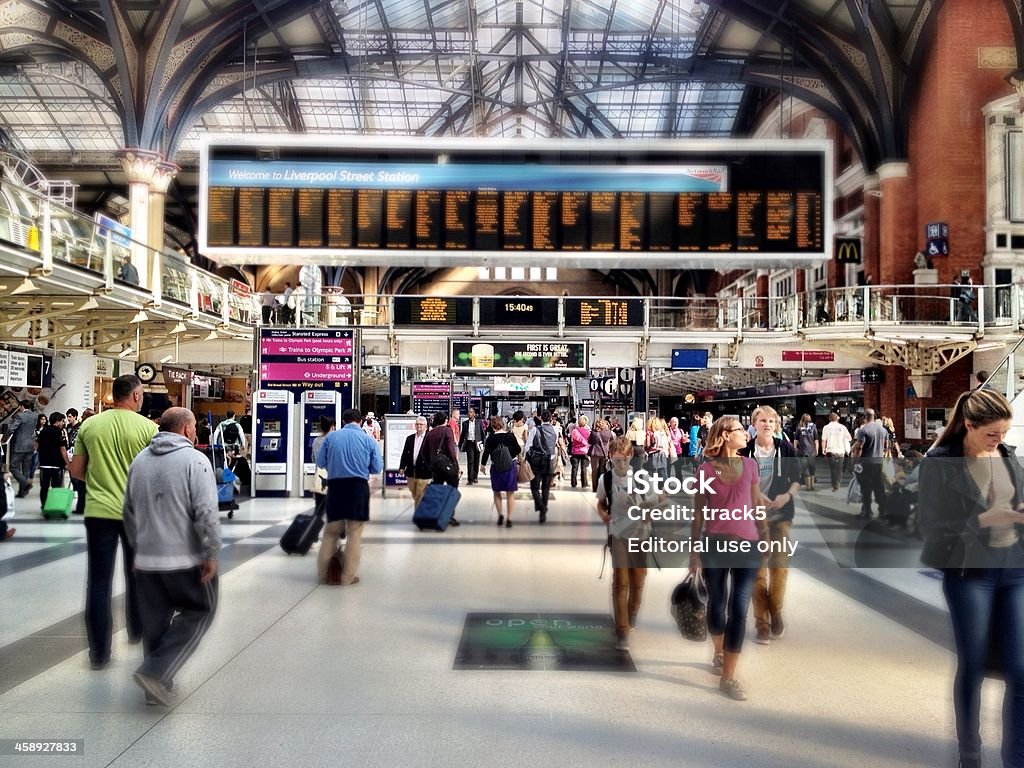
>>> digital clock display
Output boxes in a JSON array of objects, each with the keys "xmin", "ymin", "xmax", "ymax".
[{"xmin": 479, "ymin": 297, "xmax": 559, "ymax": 326}]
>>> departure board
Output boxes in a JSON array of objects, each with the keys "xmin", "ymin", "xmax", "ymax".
[
  {"xmin": 267, "ymin": 188, "xmax": 294, "ymax": 247},
  {"xmin": 475, "ymin": 191, "xmax": 500, "ymax": 251},
  {"xmin": 648, "ymin": 193, "xmax": 674, "ymax": 251},
  {"xmin": 202, "ymin": 138, "xmax": 831, "ymax": 262},
  {"xmin": 386, "ymin": 189, "xmax": 413, "ymax": 248},
  {"xmin": 736, "ymin": 192, "xmax": 764, "ymax": 252},
  {"xmin": 416, "ymin": 190, "xmax": 441, "ymax": 248},
  {"xmin": 564, "ymin": 298, "xmax": 643, "ymax": 328},
  {"xmin": 677, "ymin": 193, "xmax": 704, "ymax": 252},
  {"xmin": 532, "ymin": 191, "xmax": 558, "ymax": 250},
  {"xmin": 795, "ymin": 192, "xmax": 822, "ymax": 249},
  {"xmin": 393, "ymin": 296, "xmax": 474, "ymax": 326},
  {"xmin": 237, "ymin": 188, "xmax": 266, "ymax": 247},
  {"xmin": 590, "ymin": 192, "xmax": 617, "ymax": 251},
  {"xmin": 326, "ymin": 189, "xmax": 354, "ymax": 247},
  {"xmin": 619, "ymin": 192, "xmax": 644, "ymax": 251},
  {"xmin": 561, "ymin": 192, "xmax": 587, "ymax": 250},
  {"xmin": 765, "ymin": 192, "xmax": 794, "ymax": 248},
  {"xmin": 705, "ymin": 193, "xmax": 734, "ymax": 252},
  {"xmin": 296, "ymin": 189, "xmax": 324, "ymax": 247},
  {"xmin": 445, "ymin": 190, "xmax": 472, "ymax": 249},
  {"xmin": 356, "ymin": 189, "xmax": 383, "ymax": 247},
  {"xmin": 207, "ymin": 188, "xmax": 235, "ymax": 247},
  {"xmin": 503, "ymin": 191, "xmax": 529, "ymax": 250}
]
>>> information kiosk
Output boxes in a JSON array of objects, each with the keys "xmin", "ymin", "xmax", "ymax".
[{"xmin": 253, "ymin": 389, "xmax": 295, "ymax": 496}]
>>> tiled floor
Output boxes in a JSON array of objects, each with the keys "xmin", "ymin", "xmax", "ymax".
[{"xmin": 0, "ymin": 476, "xmax": 1007, "ymax": 767}]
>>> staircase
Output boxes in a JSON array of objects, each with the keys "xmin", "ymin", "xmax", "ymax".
[{"xmin": 986, "ymin": 338, "xmax": 1024, "ymax": 454}]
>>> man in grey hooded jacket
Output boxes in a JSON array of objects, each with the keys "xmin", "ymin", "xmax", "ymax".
[{"xmin": 123, "ymin": 407, "xmax": 221, "ymax": 706}]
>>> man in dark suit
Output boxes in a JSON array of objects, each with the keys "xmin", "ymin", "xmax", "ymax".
[
  {"xmin": 459, "ymin": 407, "xmax": 486, "ymax": 484},
  {"xmin": 422, "ymin": 412, "xmax": 461, "ymax": 526},
  {"xmin": 398, "ymin": 416, "xmax": 432, "ymax": 506}
]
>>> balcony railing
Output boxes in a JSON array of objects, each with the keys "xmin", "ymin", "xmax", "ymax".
[{"xmin": 2, "ymin": 177, "xmax": 1022, "ymax": 338}]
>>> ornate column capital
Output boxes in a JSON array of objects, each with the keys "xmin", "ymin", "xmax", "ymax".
[
  {"xmin": 115, "ymin": 148, "xmax": 180, "ymax": 191},
  {"xmin": 1006, "ymin": 69, "xmax": 1024, "ymax": 112}
]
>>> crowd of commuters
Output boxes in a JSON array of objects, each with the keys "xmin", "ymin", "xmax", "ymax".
[{"xmin": 2, "ymin": 388, "xmax": 1020, "ymax": 765}]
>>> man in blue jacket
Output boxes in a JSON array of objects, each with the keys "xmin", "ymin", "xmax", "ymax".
[{"xmin": 123, "ymin": 407, "xmax": 221, "ymax": 706}]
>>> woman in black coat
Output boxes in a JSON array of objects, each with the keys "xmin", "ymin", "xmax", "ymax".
[{"xmin": 918, "ymin": 388, "xmax": 1024, "ymax": 768}]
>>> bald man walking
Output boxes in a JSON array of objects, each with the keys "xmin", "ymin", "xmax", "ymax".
[{"xmin": 123, "ymin": 408, "xmax": 221, "ymax": 706}]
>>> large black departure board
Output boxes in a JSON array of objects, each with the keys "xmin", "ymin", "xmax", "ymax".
[
  {"xmin": 202, "ymin": 138, "xmax": 831, "ymax": 262},
  {"xmin": 564, "ymin": 298, "xmax": 643, "ymax": 328}
]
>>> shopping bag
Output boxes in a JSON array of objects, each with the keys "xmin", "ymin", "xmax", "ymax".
[{"xmin": 847, "ymin": 475, "xmax": 862, "ymax": 505}]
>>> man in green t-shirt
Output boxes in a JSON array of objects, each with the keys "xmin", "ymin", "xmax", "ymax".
[{"xmin": 70, "ymin": 374, "xmax": 157, "ymax": 670}]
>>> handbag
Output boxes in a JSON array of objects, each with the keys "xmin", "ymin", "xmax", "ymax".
[
  {"xmin": 517, "ymin": 457, "xmax": 535, "ymax": 483},
  {"xmin": 430, "ymin": 452, "xmax": 459, "ymax": 485},
  {"xmin": 670, "ymin": 572, "xmax": 709, "ymax": 642}
]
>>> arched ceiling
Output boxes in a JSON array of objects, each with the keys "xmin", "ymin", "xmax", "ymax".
[{"xmin": 0, "ymin": 0, "xmax": 1009, "ymax": 272}]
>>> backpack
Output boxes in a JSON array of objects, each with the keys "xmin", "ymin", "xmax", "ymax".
[
  {"xmin": 490, "ymin": 442, "xmax": 514, "ymax": 473},
  {"xmin": 526, "ymin": 426, "xmax": 554, "ymax": 474},
  {"xmin": 221, "ymin": 421, "xmax": 241, "ymax": 446}
]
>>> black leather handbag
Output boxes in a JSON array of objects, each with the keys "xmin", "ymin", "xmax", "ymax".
[{"xmin": 670, "ymin": 572, "xmax": 709, "ymax": 642}]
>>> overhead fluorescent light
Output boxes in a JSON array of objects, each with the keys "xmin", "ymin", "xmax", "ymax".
[
  {"xmin": 11, "ymin": 277, "xmax": 36, "ymax": 295},
  {"xmin": 160, "ymin": 354, "xmax": 174, "ymax": 363},
  {"xmin": 131, "ymin": 310, "xmax": 149, "ymax": 323}
]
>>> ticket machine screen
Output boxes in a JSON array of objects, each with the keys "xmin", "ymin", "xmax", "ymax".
[{"xmin": 263, "ymin": 419, "xmax": 282, "ymax": 436}]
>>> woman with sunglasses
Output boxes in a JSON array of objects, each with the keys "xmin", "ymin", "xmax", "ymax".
[{"xmin": 689, "ymin": 416, "xmax": 769, "ymax": 701}]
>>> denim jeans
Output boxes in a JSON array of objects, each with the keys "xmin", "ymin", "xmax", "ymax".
[
  {"xmin": 84, "ymin": 517, "xmax": 143, "ymax": 664},
  {"xmin": 570, "ymin": 455, "xmax": 588, "ymax": 487},
  {"xmin": 943, "ymin": 562, "xmax": 1024, "ymax": 768},
  {"xmin": 704, "ymin": 565, "xmax": 758, "ymax": 654}
]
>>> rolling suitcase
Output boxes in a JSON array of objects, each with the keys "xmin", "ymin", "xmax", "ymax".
[
  {"xmin": 42, "ymin": 487, "xmax": 74, "ymax": 520},
  {"xmin": 280, "ymin": 511, "xmax": 324, "ymax": 555},
  {"xmin": 412, "ymin": 483, "xmax": 461, "ymax": 531}
]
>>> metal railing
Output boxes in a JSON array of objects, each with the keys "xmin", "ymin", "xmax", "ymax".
[{"xmin": 1, "ymin": 178, "xmax": 1022, "ymax": 339}]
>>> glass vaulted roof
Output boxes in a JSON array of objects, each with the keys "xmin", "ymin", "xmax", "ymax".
[{"xmin": 0, "ymin": 0, "xmax": 738, "ymax": 158}]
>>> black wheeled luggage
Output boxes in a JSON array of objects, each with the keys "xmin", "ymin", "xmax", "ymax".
[{"xmin": 280, "ymin": 511, "xmax": 324, "ymax": 555}]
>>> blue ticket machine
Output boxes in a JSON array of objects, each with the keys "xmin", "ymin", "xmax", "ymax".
[
  {"xmin": 301, "ymin": 390, "xmax": 342, "ymax": 496},
  {"xmin": 253, "ymin": 389, "xmax": 294, "ymax": 496}
]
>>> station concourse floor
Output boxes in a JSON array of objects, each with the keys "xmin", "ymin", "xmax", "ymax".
[{"xmin": 0, "ymin": 471, "xmax": 1007, "ymax": 768}]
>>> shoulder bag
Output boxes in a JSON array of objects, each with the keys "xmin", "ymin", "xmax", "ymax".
[{"xmin": 670, "ymin": 572, "xmax": 709, "ymax": 642}]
